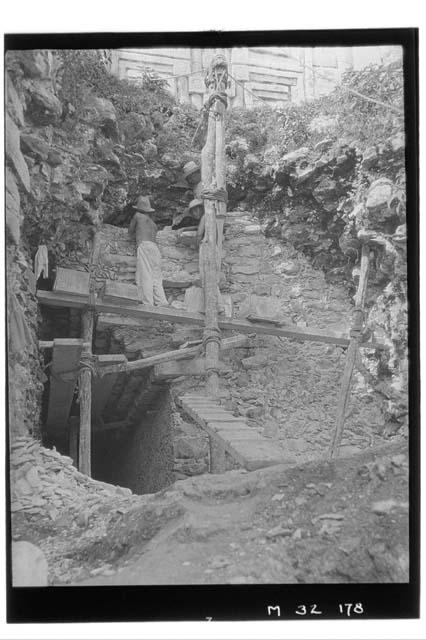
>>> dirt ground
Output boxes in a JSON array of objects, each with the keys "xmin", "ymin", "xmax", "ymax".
[{"xmin": 11, "ymin": 437, "xmax": 409, "ymax": 586}]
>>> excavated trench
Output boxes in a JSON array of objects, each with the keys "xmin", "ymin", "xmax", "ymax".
[
  {"xmin": 38, "ymin": 304, "xmax": 176, "ymax": 494},
  {"xmin": 37, "ymin": 204, "xmax": 395, "ymax": 497}
]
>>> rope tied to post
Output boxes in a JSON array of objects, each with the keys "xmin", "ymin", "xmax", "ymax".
[
  {"xmin": 201, "ymin": 187, "xmax": 228, "ymax": 203},
  {"xmin": 349, "ymin": 305, "xmax": 365, "ymax": 338},
  {"xmin": 203, "ymin": 326, "xmax": 221, "ymax": 347},
  {"xmin": 205, "ymin": 91, "xmax": 228, "ymax": 110}
]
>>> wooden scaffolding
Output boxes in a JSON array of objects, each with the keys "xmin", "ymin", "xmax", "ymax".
[{"xmin": 38, "ymin": 55, "xmax": 382, "ymax": 475}]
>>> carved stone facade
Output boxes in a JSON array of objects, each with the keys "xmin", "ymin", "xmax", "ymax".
[{"xmin": 110, "ymin": 45, "xmax": 402, "ymax": 108}]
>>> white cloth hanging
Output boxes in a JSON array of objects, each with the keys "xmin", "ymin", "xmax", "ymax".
[{"xmin": 34, "ymin": 245, "xmax": 49, "ymax": 280}]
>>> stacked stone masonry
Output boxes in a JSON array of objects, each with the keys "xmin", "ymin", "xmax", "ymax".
[{"xmin": 96, "ymin": 210, "xmax": 390, "ymax": 478}]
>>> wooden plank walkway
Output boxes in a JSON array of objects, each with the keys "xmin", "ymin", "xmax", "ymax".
[
  {"xmin": 37, "ymin": 290, "xmax": 386, "ymax": 349},
  {"xmin": 177, "ymin": 393, "xmax": 288, "ymax": 471},
  {"xmin": 46, "ymin": 338, "xmax": 84, "ymax": 432}
]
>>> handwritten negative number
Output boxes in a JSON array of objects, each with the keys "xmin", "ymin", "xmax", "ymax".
[
  {"xmin": 338, "ymin": 603, "xmax": 364, "ymax": 616},
  {"xmin": 295, "ymin": 604, "xmax": 322, "ymax": 616}
]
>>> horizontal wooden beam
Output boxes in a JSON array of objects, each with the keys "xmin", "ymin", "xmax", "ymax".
[
  {"xmin": 36, "ymin": 290, "xmax": 387, "ymax": 350},
  {"xmin": 152, "ymin": 358, "xmax": 230, "ymax": 382},
  {"xmin": 98, "ymin": 334, "xmax": 249, "ymax": 375},
  {"xmin": 39, "ymin": 340, "xmax": 91, "ymax": 349}
]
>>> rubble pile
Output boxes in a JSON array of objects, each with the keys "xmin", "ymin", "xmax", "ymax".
[{"xmin": 10, "ymin": 435, "xmax": 132, "ymax": 521}]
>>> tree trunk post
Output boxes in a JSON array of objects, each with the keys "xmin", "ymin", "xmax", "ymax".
[
  {"xmin": 201, "ymin": 53, "xmax": 229, "ymax": 399},
  {"xmin": 329, "ymin": 244, "xmax": 370, "ymax": 459},
  {"xmin": 78, "ymin": 309, "xmax": 94, "ymax": 476}
]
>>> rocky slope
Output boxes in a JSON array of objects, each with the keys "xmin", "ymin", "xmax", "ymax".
[
  {"xmin": 7, "ymin": 50, "xmax": 410, "ymax": 587},
  {"xmin": 11, "ymin": 434, "xmax": 408, "ymax": 585},
  {"xmin": 5, "ymin": 49, "xmax": 199, "ymax": 438},
  {"xmin": 223, "ymin": 62, "xmax": 407, "ymax": 433}
]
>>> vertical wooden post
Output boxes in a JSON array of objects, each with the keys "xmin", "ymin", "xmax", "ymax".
[
  {"xmin": 78, "ymin": 309, "xmax": 93, "ymax": 476},
  {"xmin": 329, "ymin": 244, "xmax": 370, "ymax": 459},
  {"xmin": 68, "ymin": 416, "xmax": 79, "ymax": 468},
  {"xmin": 215, "ymin": 96, "xmax": 226, "ymax": 273},
  {"xmin": 200, "ymin": 54, "xmax": 229, "ymax": 399},
  {"xmin": 77, "ymin": 231, "xmax": 100, "ymax": 476}
]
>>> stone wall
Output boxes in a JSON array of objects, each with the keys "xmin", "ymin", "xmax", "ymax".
[
  {"xmin": 92, "ymin": 388, "xmax": 174, "ymax": 494},
  {"xmin": 97, "ymin": 208, "xmax": 391, "ymax": 478},
  {"xmin": 111, "ymin": 46, "xmax": 402, "ymax": 107},
  {"xmin": 170, "ymin": 210, "xmax": 390, "ymax": 463},
  {"xmin": 4, "ymin": 48, "xmax": 197, "ymax": 438},
  {"xmin": 6, "ymin": 56, "xmax": 48, "ymax": 436}
]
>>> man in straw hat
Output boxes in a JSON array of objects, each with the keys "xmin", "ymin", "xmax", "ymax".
[
  {"xmin": 183, "ymin": 160, "xmax": 203, "ymax": 199},
  {"xmin": 172, "ymin": 198, "xmax": 204, "ymax": 230},
  {"xmin": 128, "ymin": 195, "xmax": 168, "ymax": 306}
]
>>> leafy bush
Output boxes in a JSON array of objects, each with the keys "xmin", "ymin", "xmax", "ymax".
[
  {"xmin": 226, "ymin": 60, "xmax": 403, "ymax": 162},
  {"xmin": 57, "ymin": 49, "xmax": 175, "ymax": 118}
]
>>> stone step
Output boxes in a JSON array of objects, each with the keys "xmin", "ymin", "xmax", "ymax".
[{"xmin": 178, "ymin": 393, "xmax": 287, "ymax": 471}]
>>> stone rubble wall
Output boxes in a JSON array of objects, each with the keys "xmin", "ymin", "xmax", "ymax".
[
  {"xmin": 225, "ymin": 117, "xmax": 408, "ymax": 431},
  {"xmin": 99, "ymin": 210, "xmax": 390, "ymax": 479},
  {"xmin": 4, "ymin": 49, "xmax": 198, "ymax": 438}
]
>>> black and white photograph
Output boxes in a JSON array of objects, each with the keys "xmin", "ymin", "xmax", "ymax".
[{"xmin": 4, "ymin": 27, "xmax": 419, "ymax": 624}]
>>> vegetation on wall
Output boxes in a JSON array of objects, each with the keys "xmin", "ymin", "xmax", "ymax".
[{"xmin": 57, "ymin": 49, "xmax": 174, "ymax": 117}]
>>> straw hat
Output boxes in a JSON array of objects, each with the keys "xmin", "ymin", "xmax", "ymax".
[
  {"xmin": 183, "ymin": 161, "xmax": 200, "ymax": 180},
  {"xmin": 132, "ymin": 195, "xmax": 155, "ymax": 212}
]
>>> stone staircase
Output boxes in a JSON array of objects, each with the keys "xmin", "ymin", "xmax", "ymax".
[{"xmin": 177, "ymin": 393, "xmax": 287, "ymax": 471}]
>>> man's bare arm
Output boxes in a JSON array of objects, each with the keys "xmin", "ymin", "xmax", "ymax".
[
  {"xmin": 196, "ymin": 215, "xmax": 205, "ymax": 244},
  {"xmin": 128, "ymin": 214, "xmax": 136, "ymax": 238}
]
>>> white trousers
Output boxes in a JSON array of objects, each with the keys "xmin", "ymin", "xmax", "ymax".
[{"xmin": 136, "ymin": 241, "xmax": 168, "ymax": 306}]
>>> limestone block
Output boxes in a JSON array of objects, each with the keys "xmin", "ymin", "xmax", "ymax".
[
  {"xmin": 103, "ymin": 281, "xmax": 139, "ymax": 305},
  {"xmin": 314, "ymin": 138, "xmax": 334, "ymax": 154},
  {"xmin": 281, "ymin": 147, "xmax": 309, "ymax": 168},
  {"xmin": 81, "ymin": 95, "xmax": 117, "ymax": 129},
  {"xmin": 170, "ymin": 326, "xmax": 203, "ymax": 347},
  {"xmin": 275, "ymin": 260, "xmax": 300, "ymax": 276},
  {"xmin": 6, "ymin": 72, "xmax": 25, "ymax": 127},
  {"xmin": 163, "ymin": 271, "xmax": 193, "ymax": 288},
  {"xmin": 221, "ymin": 294, "xmax": 233, "ymax": 318},
  {"xmin": 188, "ymin": 75, "xmax": 205, "ymax": 94},
  {"xmin": 231, "ymin": 63, "xmax": 249, "ymax": 81},
  {"xmin": 25, "ymin": 81, "xmax": 62, "ymax": 125},
  {"xmin": 20, "ymin": 133, "xmax": 50, "ymax": 161},
  {"xmin": 241, "ymin": 354, "xmax": 268, "ymax": 370},
  {"xmin": 142, "ymin": 140, "xmax": 158, "ymax": 160},
  {"xmin": 161, "ymin": 244, "xmax": 190, "ymax": 260},
  {"xmin": 174, "ymin": 436, "xmax": 207, "ymax": 459},
  {"xmin": 6, "ymin": 209, "xmax": 20, "ymax": 245},
  {"xmin": 366, "ymin": 178, "xmax": 393, "ymax": 212},
  {"xmin": 244, "ymin": 224, "xmax": 262, "ymax": 235},
  {"xmin": 184, "ymin": 286, "xmax": 204, "ymax": 313},
  {"xmin": 312, "ymin": 177, "xmax": 338, "ymax": 204},
  {"xmin": 5, "ymin": 114, "xmax": 30, "ymax": 192},
  {"xmin": 389, "ymin": 133, "xmax": 405, "ymax": 154},
  {"xmin": 253, "ymin": 283, "xmax": 271, "ymax": 296},
  {"xmin": 6, "ymin": 169, "xmax": 21, "ymax": 244},
  {"xmin": 9, "ymin": 50, "xmax": 51, "ymax": 78},
  {"xmin": 79, "ymin": 163, "xmax": 110, "ymax": 194},
  {"xmin": 12, "ymin": 541, "xmax": 48, "ymax": 586},
  {"xmin": 361, "ymin": 146, "xmax": 380, "ymax": 170},
  {"xmin": 238, "ymin": 294, "xmax": 282, "ymax": 319},
  {"xmin": 231, "ymin": 264, "xmax": 260, "ymax": 276}
]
